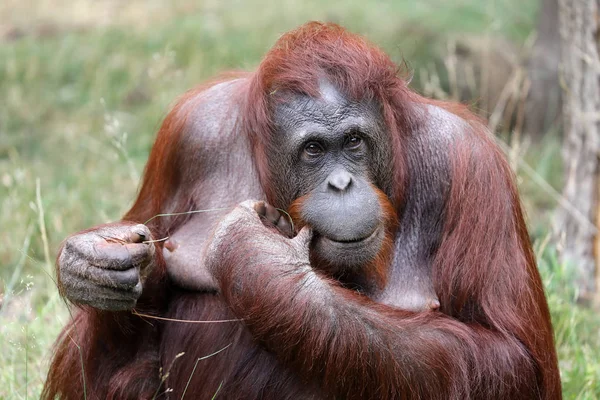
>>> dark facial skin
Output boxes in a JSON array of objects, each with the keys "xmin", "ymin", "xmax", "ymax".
[{"xmin": 270, "ymin": 81, "xmax": 394, "ymax": 270}]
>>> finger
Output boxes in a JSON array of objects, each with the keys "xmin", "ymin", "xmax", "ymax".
[
  {"xmin": 70, "ymin": 295, "xmax": 138, "ymax": 311},
  {"xmin": 264, "ymin": 203, "xmax": 281, "ymax": 225},
  {"xmin": 128, "ymin": 224, "xmax": 151, "ymax": 243},
  {"xmin": 93, "ymin": 241, "xmax": 153, "ymax": 271},
  {"xmin": 235, "ymin": 200, "xmax": 263, "ymax": 223},
  {"xmin": 276, "ymin": 213, "xmax": 294, "ymax": 238},
  {"xmin": 124, "ymin": 242, "xmax": 154, "ymax": 267},
  {"xmin": 65, "ymin": 262, "xmax": 141, "ymax": 289},
  {"xmin": 254, "ymin": 201, "xmax": 267, "ymax": 217},
  {"xmin": 64, "ymin": 235, "xmax": 133, "ymax": 270},
  {"xmin": 93, "ymin": 241, "xmax": 135, "ymax": 270},
  {"xmin": 64, "ymin": 283, "xmax": 141, "ymax": 311},
  {"xmin": 291, "ymin": 226, "xmax": 313, "ymax": 248}
]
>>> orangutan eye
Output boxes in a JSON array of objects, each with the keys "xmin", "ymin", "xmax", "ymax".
[
  {"xmin": 345, "ymin": 135, "xmax": 363, "ymax": 150},
  {"xmin": 304, "ymin": 141, "xmax": 324, "ymax": 157}
]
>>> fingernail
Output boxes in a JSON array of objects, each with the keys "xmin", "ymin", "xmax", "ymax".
[{"xmin": 130, "ymin": 232, "xmax": 145, "ymax": 243}]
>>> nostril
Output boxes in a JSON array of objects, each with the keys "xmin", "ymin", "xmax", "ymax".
[{"xmin": 327, "ymin": 169, "xmax": 352, "ymax": 192}]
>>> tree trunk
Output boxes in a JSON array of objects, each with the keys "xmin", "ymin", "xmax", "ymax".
[
  {"xmin": 555, "ymin": 0, "xmax": 600, "ymax": 304},
  {"xmin": 524, "ymin": 0, "xmax": 562, "ymax": 138}
]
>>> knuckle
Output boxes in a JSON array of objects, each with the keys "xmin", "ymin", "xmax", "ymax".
[
  {"xmin": 133, "ymin": 223, "xmax": 149, "ymax": 232},
  {"xmin": 58, "ymin": 252, "xmax": 84, "ymax": 277},
  {"xmin": 57, "ymin": 261, "xmax": 74, "ymax": 278},
  {"xmin": 224, "ymin": 207, "xmax": 249, "ymax": 225},
  {"xmin": 62, "ymin": 236, "xmax": 79, "ymax": 256},
  {"xmin": 239, "ymin": 199, "xmax": 259, "ymax": 208},
  {"xmin": 238, "ymin": 200, "xmax": 263, "ymax": 217},
  {"xmin": 63, "ymin": 233, "xmax": 99, "ymax": 261}
]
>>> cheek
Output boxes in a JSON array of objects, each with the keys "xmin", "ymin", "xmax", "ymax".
[
  {"xmin": 369, "ymin": 148, "xmax": 394, "ymax": 197},
  {"xmin": 280, "ymin": 165, "xmax": 323, "ymax": 207},
  {"xmin": 265, "ymin": 154, "xmax": 299, "ymax": 208},
  {"xmin": 360, "ymin": 127, "xmax": 393, "ymax": 189}
]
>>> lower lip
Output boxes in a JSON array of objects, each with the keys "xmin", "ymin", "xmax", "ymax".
[{"xmin": 319, "ymin": 226, "xmax": 380, "ymax": 248}]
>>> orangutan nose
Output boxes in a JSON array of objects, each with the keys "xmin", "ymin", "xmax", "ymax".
[{"xmin": 327, "ymin": 168, "xmax": 353, "ymax": 192}]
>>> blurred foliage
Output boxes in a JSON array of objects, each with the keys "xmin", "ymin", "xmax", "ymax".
[{"xmin": 0, "ymin": 0, "xmax": 598, "ymax": 398}]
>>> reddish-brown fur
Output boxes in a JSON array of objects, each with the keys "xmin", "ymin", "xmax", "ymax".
[{"xmin": 44, "ymin": 22, "xmax": 561, "ymax": 399}]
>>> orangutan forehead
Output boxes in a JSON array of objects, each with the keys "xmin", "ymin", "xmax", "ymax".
[
  {"xmin": 273, "ymin": 92, "xmax": 380, "ymax": 135},
  {"xmin": 273, "ymin": 80, "xmax": 380, "ymax": 126},
  {"xmin": 317, "ymin": 78, "xmax": 346, "ymax": 104}
]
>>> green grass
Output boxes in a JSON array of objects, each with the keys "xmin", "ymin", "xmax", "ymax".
[
  {"xmin": 1, "ymin": 0, "xmax": 598, "ymax": 398},
  {"xmin": 537, "ymin": 245, "xmax": 600, "ymax": 398}
]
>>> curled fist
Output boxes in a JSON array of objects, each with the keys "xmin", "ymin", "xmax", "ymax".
[
  {"xmin": 206, "ymin": 200, "xmax": 313, "ymax": 285},
  {"xmin": 57, "ymin": 223, "xmax": 156, "ymax": 311}
]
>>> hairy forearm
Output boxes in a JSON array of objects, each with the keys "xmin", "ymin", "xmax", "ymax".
[{"xmin": 216, "ymin": 252, "xmax": 538, "ymax": 399}]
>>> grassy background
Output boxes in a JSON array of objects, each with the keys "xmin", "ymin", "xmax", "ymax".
[{"xmin": 0, "ymin": 0, "xmax": 598, "ymax": 398}]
